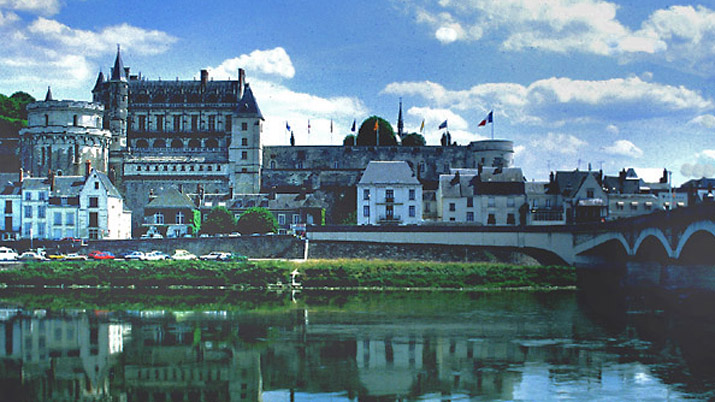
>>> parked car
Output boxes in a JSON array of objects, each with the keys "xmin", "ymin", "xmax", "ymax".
[
  {"xmin": 222, "ymin": 253, "xmax": 248, "ymax": 262},
  {"xmin": 228, "ymin": 232, "xmax": 241, "ymax": 237},
  {"xmin": 47, "ymin": 252, "xmax": 67, "ymax": 260},
  {"xmin": 0, "ymin": 247, "xmax": 19, "ymax": 261},
  {"xmin": 88, "ymin": 251, "xmax": 115, "ymax": 260},
  {"xmin": 172, "ymin": 249, "xmax": 198, "ymax": 260},
  {"xmin": 123, "ymin": 251, "xmax": 145, "ymax": 261},
  {"xmin": 199, "ymin": 251, "xmax": 230, "ymax": 261},
  {"xmin": 140, "ymin": 233, "xmax": 164, "ymax": 239},
  {"xmin": 18, "ymin": 251, "xmax": 47, "ymax": 261},
  {"xmin": 144, "ymin": 250, "xmax": 170, "ymax": 261},
  {"xmin": 64, "ymin": 253, "xmax": 88, "ymax": 261}
]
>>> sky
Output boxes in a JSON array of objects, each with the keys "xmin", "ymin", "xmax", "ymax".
[{"xmin": 0, "ymin": 0, "xmax": 714, "ymax": 185}]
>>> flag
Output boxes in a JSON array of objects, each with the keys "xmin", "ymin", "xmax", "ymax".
[
  {"xmin": 478, "ymin": 111, "xmax": 493, "ymax": 127},
  {"xmin": 286, "ymin": 121, "xmax": 291, "ymax": 131},
  {"xmin": 420, "ymin": 119, "xmax": 425, "ymax": 133},
  {"xmin": 374, "ymin": 119, "xmax": 379, "ymax": 132},
  {"xmin": 351, "ymin": 119, "xmax": 356, "ymax": 132},
  {"xmin": 330, "ymin": 119, "xmax": 333, "ymax": 133},
  {"xmin": 308, "ymin": 119, "xmax": 311, "ymax": 134},
  {"xmin": 438, "ymin": 120, "xmax": 448, "ymax": 130}
]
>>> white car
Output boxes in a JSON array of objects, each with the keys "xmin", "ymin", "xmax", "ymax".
[
  {"xmin": 144, "ymin": 250, "xmax": 170, "ymax": 261},
  {"xmin": 199, "ymin": 251, "xmax": 229, "ymax": 261},
  {"xmin": 18, "ymin": 251, "xmax": 47, "ymax": 261},
  {"xmin": 123, "ymin": 251, "xmax": 145, "ymax": 260},
  {"xmin": 172, "ymin": 249, "xmax": 197, "ymax": 260},
  {"xmin": 0, "ymin": 247, "xmax": 18, "ymax": 261}
]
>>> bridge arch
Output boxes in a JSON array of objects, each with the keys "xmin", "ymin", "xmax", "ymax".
[
  {"xmin": 574, "ymin": 232, "xmax": 630, "ymax": 260},
  {"xmin": 674, "ymin": 220, "xmax": 715, "ymax": 262},
  {"xmin": 633, "ymin": 228, "xmax": 673, "ymax": 260}
]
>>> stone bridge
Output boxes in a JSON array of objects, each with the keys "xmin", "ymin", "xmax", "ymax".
[{"xmin": 307, "ymin": 203, "xmax": 715, "ymax": 266}]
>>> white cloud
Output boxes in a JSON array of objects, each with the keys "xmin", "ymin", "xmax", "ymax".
[
  {"xmin": 531, "ymin": 132, "xmax": 587, "ymax": 155},
  {"xmin": 697, "ymin": 150, "xmax": 715, "ymax": 160},
  {"xmin": 405, "ymin": 106, "xmax": 476, "ymax": 144},
  {"xmin": 681, "ymin": 162, "xmax": 715, "ymax": 178},
  {"xmin": 690, "ymin": 114, "xmax": 715, "ymax": 128},
  {"xmin": 384, "ymin": 76, "xmax": 711, "ymax": 125},
  {"xmin": 209, "ymin": 47, "xmax": 295, "ymax": 80},
  {"xmin": 0, "ymin": 0, "xmax": 60, "ymax": 16},
  {"xmin": 606, "ymin": 124, "xmax": 619, "ymax": 134},
  {"xmin": 0, "ymin": 9, "xmax": 19, "ymax": 26},
  {"xmin": 601, "ymin": 139, "xmax": 643, "ymax": 158}
]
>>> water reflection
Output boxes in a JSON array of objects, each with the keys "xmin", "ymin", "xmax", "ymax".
[{"xmin": 0, "ymin": 290, "xmax": 712, "ymax": 401}]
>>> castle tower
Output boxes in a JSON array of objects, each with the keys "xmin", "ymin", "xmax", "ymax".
[
  {"xmin": 229, "ymin": 83, "xmax": 263, "ymax": 194},
  {"xmin": 93, "ymin": 46, "xmax": 129, "ymax": 185},
  {"xmin": 20, "ymin": 89, "xmax": 111, "ymax": 177}
]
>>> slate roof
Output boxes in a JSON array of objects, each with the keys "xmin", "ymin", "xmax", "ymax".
[
  {"xmin": 553, "ymin": 171, "xmax": 600, "ymax": 198},
  {"xmin": 146, "ymin": 187, "xmax": 196, "ymax": 209},
  {"xmin": 439, "ymin": 171, "xmax": 476, "ymax": 198},
  {"xmin": 50, "ymin": 176, "xmax": 85, "ymax": 198},
  {"xmin": 0, "ymin": 181, "xmax": 20, "ymax": 196},
  {"xmin": 22, "ymin": 177, "xmax": 50, "ymax": 191},
  {"xmin": 358, "ymin": 161, "xmax": 420, "ymax": 186},
  {"xmin": 602, "ymin": 176, "xmax": 641, "ymax": 194},
  {"xmin": 235, "ymin": 83, "xmax": 263, "ymax": 119},
  {"xmin": 93, "ymin": 170, "xmax": 122, "ymax": 198}
]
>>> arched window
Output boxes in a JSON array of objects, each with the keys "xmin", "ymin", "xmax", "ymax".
[
  {"xmin": 270, "ymin": 160, "xmax": 276, "ymax": 169},
  {"xmin": 205, "ymin": 138, "xmax": 218, "ymax": 148},
  {"xmin": 176, "ymin": 211, "xmax": 185, "ymax": 224},
  {"xmin": 154, "ymin": 213, "xmax": 164, "ymax": 224},
  {"xmin": 73, "ymin": 115, "xmax": 78, "ymax": 126},
  {"xmin": 136, "ymin": 139, "xmax": 149, "ymax": 148},
  {"xmin": 45, "ymin": 114, "xmax": 49, "ymax": 126},
  {"xmin": 153, "ymin": 139, "xmax": 166, "ymax": 148},
  {"xmin": 188, "ymin": 139, "xmax": 200, "ymax": 148},
  {"xmin": 171, "ymin": 139, "xmax": 183, "ymax": 148}
]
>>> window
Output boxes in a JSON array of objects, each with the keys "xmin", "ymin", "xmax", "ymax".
[
  {"xmin": 467, "ymin": 197, "xmax": 473, "ymax": 208},
  {"xmin": 545, "ymin": 199, "xmax": 552, "ymax": 208},
  {"xmin": 630, "ymin": 202, "xmax": 638, "ymax": 211},
  {"xmin": 73, "ymin": 115, "xmax": 78, "ymax": 126},
  {"xmin": 53, "ymin": 228, "xmax": 62, "ymax": 240},
  {"xmin": 225, "ymin": 115, "xmax": 232, "ymax": 132},
  {"xmin": 176, "ymin": 211, "xmax": 185, "ymax": 224},
  {"xmin": 363, "ymin": 189, "xmax": 370, "ymax": 201},
  {"xmin": 466, "ymin": 211, "xmax": 474, "ymax": 222},
  {"xmin": 507, "ymin": 213, "xmax": 515, "ymax": 225},
  {"xmin": 487, "ymin": 213, "xmax": 496, "ymax": 225},
  {"xmin": 297, "ymin": 161, "xmax": 303, "ymax": 169},
  {"xmin": 155, "ymin": 213, "xmax": 164, "ymax": 224},
  {"xmin": 25, "ymin": 192, "xmax": 31, "ymax": 201},
  {"xmin": 208, "ymin": 115, "xmax": 216, "ymax": 131},
  {"xmin": 385, "ymin": 189, "xmax": 394, "ymax": 202},
  {"xmin": 174, "ymin": 115, "xmax": 181, "ymax": 132},
  {"xmin": 89, "ymin": 197, "xmax": 98, "ymax": 208},
  {"xmin": 616, "ymin": 202, "xmax": 624, "ymax": 210},
  {"xmin": 89, "ymin": 228, "xmax": 99, "ymax": 239},
  {"xmin": 409, "ymin": 189, "xmax": 416, "ymax": 201},
  {"xmin": 292, "ymin": 214, "xmax": 300, "ymax": 224},
  {"xmin": 241, "ymin": 122, "xmax": 248, "ymax": 131},
  {"xmin": 449, "ymin": 202, "xmax": 455, "ymax": 212},
  {"xmin": 23, "ymin": 223, "xmax": 31, "ymax": 237},
  {"xmin": 191, "ymin": 115, "xmax": 199, "ymax": 131},
  {"xmin": 409, "ymin": 205, "xmax": 416, "ymax": 218},
  {"xmin": 138, "ymin": 115, "xmax": 146, "ymax": 131},
  {"xmin": 278, "ymin": 214, "xmax": 286, "ymax": 225},
  {"xmin": 531, "ymin": 199, "xmax": 538, "ymax": 208},
  {"xmin": 241, "ymin": 137, "xmax": 248, "ymax": 146},
  {"xmin": 156, "ymin": 115, "xmax": 164, "ymax": 132},
  {"xmin": 38, "ymin": 192, "xmax": 46, "ymax": 201},
  {"xmin": 488, "ymin": 197, "xmax": 495, "ymax": 207},
  {"xmin": 363, "ymin": 205, "xmax": 370, "ymax": 217},
  {"xmin": 241, "ymin": 151, "xmax": 248, "ymax": 160},
  {"xmin": 507, "ymin": 197, "xmax": 515, "ymax": 207},
  {"xmin": 5, "ymin": 200, "xmax": 11, "ymax": 214},
  {"xmin": 94, "ymin": 182, "xmax": 99, "ymax": 190},
  {"xmin": 89, "ymin": 212, "xmax": 98, "ymax": 227},
  {"xmin": 587, "ymin": 188, "xmax": 595, "ymax": 198},
  {"xmin": 65, "ymin": 212, "xmax": 74, "ymax": 226},
  {"xmin": 45, "ymin": 114, "xmax": 49, "ymax": 126},
  {"xmin": 24, "ymin": 206, "xmax": 32, "ymax": 218},
  {"xmin": 37, "ymin": 225, "xmax": 45, "ymax": 238},
  {"xmin": 38, "ymin": 206, "xmax": 46, "ymax": 219}
]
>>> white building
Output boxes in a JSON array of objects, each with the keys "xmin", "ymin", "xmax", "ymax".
[
  {"xmin": 0, "ymin": 166, "xmax": 131, "ymax": 240},
  {"xmin": 357, "ymin": 161, "xmax": 422, "ymax": 225},
  {"xmin": 525, "ymin": 181, "xmax": 565, "ymax": 225}
]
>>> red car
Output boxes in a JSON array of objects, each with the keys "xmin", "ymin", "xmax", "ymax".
[{"xmin": 88, "ymin": 250, "xmax": 115, "ymax": 260}]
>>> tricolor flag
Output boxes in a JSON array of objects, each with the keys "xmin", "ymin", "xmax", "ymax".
[
  {"xmin": 286, "ymin": 121, "xmax": 291, "ymax": 131},
  {"xmin": 420, "ymin": 119, "xmax": 425, "ymax": 133},
  {"xmin": 351, "ymin": 119, "xmax": 356, "ymax": 132},
  {"xmin": 438, "ymin": 120, "xmax": 448, "ymax": 130},
  {"xmin": 478, "ymin": 111, "xmax": 493, "ymax": 127}
]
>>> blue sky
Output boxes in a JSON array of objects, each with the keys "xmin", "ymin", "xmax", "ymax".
[{"xmin": 1, "ymin": 0, "xmax": 714, "ymax": 184}]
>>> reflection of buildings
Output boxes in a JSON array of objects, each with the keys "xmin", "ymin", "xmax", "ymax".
[{"xmin": 0, "ymin": 308, "xmax": 128, "ymax": 400}]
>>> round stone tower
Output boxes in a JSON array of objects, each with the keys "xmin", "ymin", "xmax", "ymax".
[
  {"xmin": 20, "ymin": 87, "xmax": 111, "ymax": 177},
  {"xmin": 468, "ymin": 139, "xmax": 514, "ymax": 169}
]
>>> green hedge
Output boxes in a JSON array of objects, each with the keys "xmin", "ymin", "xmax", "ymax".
[{"xmin": 0, "ymin": 259, "xmax": 575, "ymax": 289}]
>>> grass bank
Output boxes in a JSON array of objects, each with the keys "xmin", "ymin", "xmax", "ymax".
[{"xmin": 0, "ymin": 259, "xmax": 575, "ymax": 290}]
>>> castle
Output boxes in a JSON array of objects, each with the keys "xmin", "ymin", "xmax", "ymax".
[{"xmin": 20, "ymin": 48, "xmax": 515, "ymax": 235}]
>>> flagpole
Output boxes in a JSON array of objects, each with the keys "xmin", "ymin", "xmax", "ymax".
[{"xmin": 491, "ymin": 110, "xmax": 494, "ymax": 140}]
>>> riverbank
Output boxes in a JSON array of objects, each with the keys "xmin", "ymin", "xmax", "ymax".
[{"xmin": 0, "ymin": 259, "xmax": 576, "ymax": 290}]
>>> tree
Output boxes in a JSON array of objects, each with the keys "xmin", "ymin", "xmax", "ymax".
[
  {"xmin": 201, "ymin": 206, "xmax": 237, "ymax": 235},
  {"xmin": 356, "ymin": 116, "xmax": 397, "ymax": 146},
  {"xmin": 401, "ymin": 132, "xmax": 426, "ymax": 146},
  {"xmin": 236, "ymin": 207, "xmax": 278, "ymax": 235},
  {"xmin": 343, "ymin": 134, "xmax": 356, "ymax": 146}
]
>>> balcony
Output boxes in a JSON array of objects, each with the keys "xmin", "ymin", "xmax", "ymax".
[
  {"xmin": 531, "ymin": 208, "xmax": 564, "ymax": 222},
  {"xmin": 377, "ymin": 215, "xmax": 402, "ymax": 224},
  {"xmin": 377, "ymin": 197, "xmax": 402, "ymax": 206}
]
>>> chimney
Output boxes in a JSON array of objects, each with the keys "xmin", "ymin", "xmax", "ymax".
[
  {"xmin": 124, "ymin": 67, "xmax": 130, "ymax": 79},
  {"xmin": 238, "ymin": 68, "xmax": 245, "ymax": 98},
  {"xmin": 85, "ymin": 160, "xmax": 92, "ymax": 179},
  {"xmin": 19, "ymin": 168, "xmax": 23, "ymax": 183},
  {"xmin": 200, "ymin": 69, "xmax": 209, "ymax": 86},
  {"xmin": 148, "ymin": 188, "xmax": 156, "ymax": 202},
  {"xmin": 48, "ymin": 169, "xmax": 55, "ymax": 191}
]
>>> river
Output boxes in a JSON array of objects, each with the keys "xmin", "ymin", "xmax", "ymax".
[{"xmin": 0, "ymin": 289, "xmax": 713, "ymax": 401}]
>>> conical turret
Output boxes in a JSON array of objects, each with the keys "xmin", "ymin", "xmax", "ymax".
[
  {"xmin": 111, "ymin": 45, "xmax": 126, "ymax": 81},
  {"xmin": 44, "ymin": 86, "xmax": 53, "ymax": 101}
]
